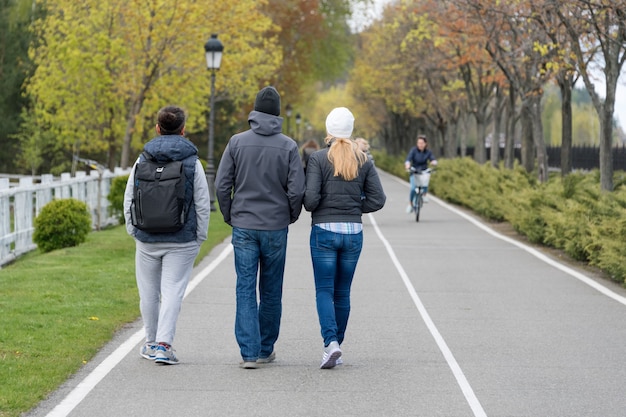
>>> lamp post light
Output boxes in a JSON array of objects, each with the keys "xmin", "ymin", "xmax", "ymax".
[
  {"xmin": 295, "ymin": 113, "xmax": 301, "ymax": 143},
  {"xmin": 204, "ymin": 33, "xmax": 224, "ymax": 212},
  {"xmin": 285, "ymin": 104, "xmax": 293, "ymax": 137}
]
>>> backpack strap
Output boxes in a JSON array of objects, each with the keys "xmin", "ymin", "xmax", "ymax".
[{"xmin": 141, "ymin": 150, "xmax": 155, "ymax": 162}]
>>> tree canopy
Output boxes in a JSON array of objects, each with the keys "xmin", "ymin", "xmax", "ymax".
[
  {"xmin": 350, "ymin": 0, "xmax": 626, "ymax": 188},
  {"xmin": 25, "ymin": 0, "xmax": 281, "ymax": 171}
]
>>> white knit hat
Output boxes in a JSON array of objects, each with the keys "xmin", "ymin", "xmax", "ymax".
[{"xmin": 325, "ymin": 107, "xmax": 354, "ymax": 138}]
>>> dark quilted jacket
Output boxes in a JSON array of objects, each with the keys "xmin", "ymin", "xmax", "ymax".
[{"xmin": 303, "ymin": 147, "xmax": 385, "ymax": 225}]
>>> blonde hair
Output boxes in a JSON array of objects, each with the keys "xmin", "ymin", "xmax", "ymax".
[
  {"xmin": 355, "ymin": 137, "xmax": 370, "ymax": 152},
  {"xmin": 324, "ymin": 135, "xmax": 367, "ymax": 180}
]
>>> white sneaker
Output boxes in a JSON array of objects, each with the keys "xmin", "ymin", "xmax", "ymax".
[
  {"xmin": 423, "ymin": 194, "xmax": 430, "ymax": 203},
  {"xmin": 320, "ymin": 341, "xmax": 342, "ymax": 369},
  {"xmin": 405, "ymin": 204, "xmax": 413, "ymax": 214},
  {"xmin": 139, "ymin": 342, "xmax": 157, "ymax": 360},
  {"xmin": 154, "ymin": 344, "xmax": 179, "ymax": 365},
  {"xmin": 257, "ymin": 351, "xmax": 276, "ymax": 364}
]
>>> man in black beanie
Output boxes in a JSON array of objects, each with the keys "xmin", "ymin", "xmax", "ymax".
[
  {"xmin": 254, "ymin": 86, "xmax": 281, "ymax": 116},
  {"xmin": 215, "ymin": 86, "xmax": 305, "ymax": 369}
]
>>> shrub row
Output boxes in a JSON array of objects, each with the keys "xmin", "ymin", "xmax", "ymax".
[{"xmin": 372, "ymin": 151, "xmax": 626, "ymax": 284}]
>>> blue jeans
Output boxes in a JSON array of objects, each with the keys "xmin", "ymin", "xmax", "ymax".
[
  {"xmin": 232, "ymin": 227, "xmax": 288, "ymax": 361},
  {"xmin": 310, "ymin": 226, "xmax": 363, "ymax": 346}
]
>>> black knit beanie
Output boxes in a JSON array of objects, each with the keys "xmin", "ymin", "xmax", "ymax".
[{"xmin": 254, "ymin": 86, "xmax": 281, "ymax": 116}]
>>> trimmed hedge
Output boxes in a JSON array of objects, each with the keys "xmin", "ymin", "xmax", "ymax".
[{"xmin": 372, "ymin": 151, "xmax": 626, "ymax": 284}]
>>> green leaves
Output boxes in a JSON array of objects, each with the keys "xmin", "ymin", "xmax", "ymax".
[{"xmin": 25, "ymin": 0, "xmax": 282, "ymax": 170}]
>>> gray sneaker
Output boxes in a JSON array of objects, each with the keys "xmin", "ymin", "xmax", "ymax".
[
  {"xmin": 240, "ymin": 360, "xmax": 258, "ymax": 369},
  {"xmin": 257, "ymin": 351, "xmax": 276, "ymax": 364},
  {"xmin": 140, "ymin": 342, "xmax": 157, "ymax": 360},
  {"xmin": 320, "ymin": 341, "xmax": 342, "ymax": 369},
  {"xmin": 154, "ymin": 344, "xmax": 179, "ymax": 365}
]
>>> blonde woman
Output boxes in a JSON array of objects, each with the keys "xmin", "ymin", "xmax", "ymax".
[
  {"xmin": 303, "ymin": 107, "xmax": 386, "ymax": 369},
  {"xmin": 355, "ymin": 137, "xmax": 375, "ymax": 165}
]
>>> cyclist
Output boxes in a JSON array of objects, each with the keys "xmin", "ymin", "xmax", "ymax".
[{"xmin": 404, "ymin": 134, "xmax": 437, "ymax": 212}]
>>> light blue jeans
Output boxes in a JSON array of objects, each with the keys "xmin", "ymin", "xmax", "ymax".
[
  {"xmin": 409, "ymin": 172, "xmax": 430, "ymax": 203},
  {"xmin": 310, "ymin": 226, "xmax": 363, "ymax": 346},
  {"xmin": 134, "ymin": 240, "xmax": 200, "ymax": 346},
  {"xmin": 232, "ymin": 227, "xmax": 288, "ymax": 361}
]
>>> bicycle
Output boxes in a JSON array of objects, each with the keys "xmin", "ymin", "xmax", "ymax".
[{"xmin": 409, "ymin": 167, "xmax": 432, "ymax": 222}]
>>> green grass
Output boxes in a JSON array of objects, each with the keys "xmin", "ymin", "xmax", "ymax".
[{"xmin": 0, "ymin": 212, "xmax": 231, "ymax": 417}]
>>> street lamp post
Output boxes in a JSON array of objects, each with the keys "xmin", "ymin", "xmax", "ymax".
[
  {"xmin": 204, "ymin": 33, "xmax": 224, "ymax": 212},
  {"xmin": 295, "ymin": 113, "xmax": 301, "ymax": 143},
  {"xmin": 285, "ymin": 104, "xmax": 293, "ymax": 137}
]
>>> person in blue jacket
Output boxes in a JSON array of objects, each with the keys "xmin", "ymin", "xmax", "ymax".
[{"xmin": 404, "ymin": 135, "xmax": 437, "ymax": 211}]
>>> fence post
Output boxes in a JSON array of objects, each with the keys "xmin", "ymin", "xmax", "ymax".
[
  {"xmin": 0, "ymin": 179, "xmax": 10, "ymax": 262},
  {"xmin": 15, "ymin": 178, "xmax": 35, "ymax": 255},
  {"xmin": 36, "ymin": 174, "xmax": 54, "ymax": 216}
]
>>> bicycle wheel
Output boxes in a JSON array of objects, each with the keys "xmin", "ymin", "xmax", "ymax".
[{"xmin": 415, "ymin": 191, "xmax": 422, "ymax": 222}]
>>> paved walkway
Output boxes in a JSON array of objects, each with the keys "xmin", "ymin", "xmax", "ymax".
[{"xmin": 26, "ymin": 171, "xmax": 626, "ymax": 417}]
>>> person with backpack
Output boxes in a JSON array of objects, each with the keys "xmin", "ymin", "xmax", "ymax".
[
  {"xmin": 215, "ymin": 86, "xmax": 305, "ymax": 369},
  {"xmin": 123, "ymin": 105, "xmax": 210, "ymax": 365}
]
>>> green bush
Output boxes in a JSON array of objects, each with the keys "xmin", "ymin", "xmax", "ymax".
[
  {"xmin": 380, "ymin": 154, "xmax": 626, "ymax": 284},
  {"xmin": 108, "ymin": 175, "xmax": 129, "ymax": 224},
  {"xmin": 371, "ymin": 150, "xmax": 407, "ymax": 178},
  {"xmin": 33, "ymin": 199, "xmax": 92, "ymax": 253}
]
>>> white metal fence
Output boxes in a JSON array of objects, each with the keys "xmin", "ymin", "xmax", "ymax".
[{"xmin": 0, "ymin": 168, "xmax": 129, "ymax": 267}]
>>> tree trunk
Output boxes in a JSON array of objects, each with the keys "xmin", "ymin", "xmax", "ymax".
[
  {"xmin": 529, "ymin": 95, "xmax": 548, "ymax": 182},
  {"xmin": 520, "ymin": 104, "xmax": 534, "ymax": 173},
  {"xmin": 559, "ymin": 76, "xmax": 573, "ymax": 176},
  {"xmin": 504, "ymin": 84, "xmax": 516, "ymax": 169},
  {"xmin": 599, "ymin": 67, "xmax": 618, "ymax": 191},
  {"xmin": 474, "ymin": 115, "xmax": 487, "ymax": 164},
  {"xmin": 120, "ymin": 98, "xmax": 143, "ymax": 169},
  {"xmin": 446, "ymin": 120, "xmax": 458, "ymax": 158},
  {"xmin": 461, "ymin": 112, "xmax": 468, "ymax": 157},
  {"xmin": 599, "ymin": 106, "xmax": 614, "ymax": 191},
  {"xmin": 491, "ymin": 86, "xmax": 504, "ymax": 167},
  {"xmin": 435, "ymin": 113, "xmax": 446, "ymax": 158}
]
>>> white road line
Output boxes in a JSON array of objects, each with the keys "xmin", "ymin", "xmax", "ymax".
[
  {"xmin": 44, "ymin": 243, "xmax": 233, "ymax": 417},
  {"xmin": 389, "ymin": 172, "xmax": 626, "ymax": 307},
  {"xmin": 434, "ymin": 196, "xmax": 626, "ymax": 307},
  {"xmin": 367, "ymin": 213, "xmax": 488, "ymax": 417}
]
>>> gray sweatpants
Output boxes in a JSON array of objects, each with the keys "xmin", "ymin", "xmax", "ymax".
[{"xmin": 135, "ymin": 240, "xmax": 200, "ymax": 346}]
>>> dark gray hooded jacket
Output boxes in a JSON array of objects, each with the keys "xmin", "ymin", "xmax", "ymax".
[{"xmin": 215, "ymin": 111, "xmax": 305, "ymax": 230}]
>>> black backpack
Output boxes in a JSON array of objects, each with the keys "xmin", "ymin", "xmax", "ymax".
[{"xmin": 130, "ymin": 151, "xmax": 187, "ymax": 233}]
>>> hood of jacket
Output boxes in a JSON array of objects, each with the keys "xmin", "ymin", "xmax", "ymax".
[
  {"xmin": 143, "ymin": 135, "xmax": 198, "ymax": 162},
  {"xmin": 248, "ymin": 110, "xmax": 284, "ymax": 137}
]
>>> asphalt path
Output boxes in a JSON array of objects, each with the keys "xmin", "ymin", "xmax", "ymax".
[{"xmin": 26, "ymin": 170, "xmax": 626, "ymax": 417}]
